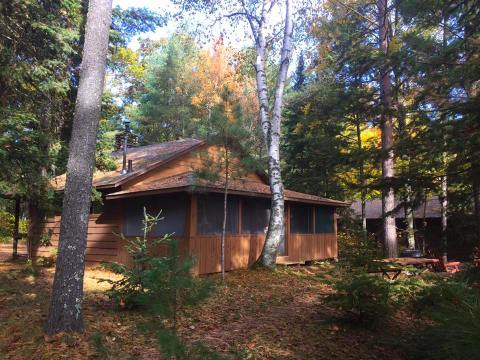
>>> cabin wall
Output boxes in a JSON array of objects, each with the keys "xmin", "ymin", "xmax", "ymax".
[
  {"xmin": 188, "ymin": 194, "xmax": 338, "ymax": 274},
  {"xmin": 189, "ymin": 233, "xmax": 337, "ymax": 274},
  {"xmin": 31, "ymin": 193, "xmax": 338, "ymax": 274},
  {"xmin": 31, "ymin": 214, "xmax": 121, "ymax": 264}
]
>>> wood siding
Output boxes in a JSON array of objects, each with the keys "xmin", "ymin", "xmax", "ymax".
[
  {"xmin": 189, "ymin": 233, "xmax": 337, "ymax": 274},
  {"xmin": 31, "ymin": 194, "xmax": 338, "ymax": 274},
  {"xmin": 122, "ymin": 145, "xmax": 265, "ymax": 191},
  {"xmin": 32, "ymin": 214, "xmax": 120, "ymax": 264}
]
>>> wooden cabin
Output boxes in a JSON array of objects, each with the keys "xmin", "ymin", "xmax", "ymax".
[{"xmin": 31, "ymin": 139, "xmax": 347, "ymax": 274}]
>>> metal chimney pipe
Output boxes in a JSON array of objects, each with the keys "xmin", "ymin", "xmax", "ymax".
[{"xmin": 121, "ymin": 120, "xmax": 130, "ymax": 175}]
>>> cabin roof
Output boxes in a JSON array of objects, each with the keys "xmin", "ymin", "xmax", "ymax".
[
  {"xmin": 51, "ymin": 138, "xmax": 204, "ymax": 190},
  {"xmin": 51, "ymin": 138, "xmax": 347, "ymax": 207},
  {"xmin": 350, "ymin": 197, "xmax": 442, "ymax": 219},
  {"xmin": 106, "ymin": 171, "xmax": 348, "ymax": 206}
]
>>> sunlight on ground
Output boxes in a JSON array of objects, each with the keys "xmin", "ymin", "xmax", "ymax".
[{"xmin": 0, "ymin": 261, "xmax": 407, "ymax": 360}]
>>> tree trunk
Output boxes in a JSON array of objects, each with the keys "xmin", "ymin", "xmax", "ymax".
[
  {"xmin": 27, "ymin": 202, "xmax": 39, "ymax": 260},
  {"xmin": 405, "ymin": 188, "xmax": 415, "ymax": 249},
  {"xmin": 474, "ymin": 179, "xmax": 480, "ymax": 245},
  {"xmin": 440, "ymin": 163, "xmax": 448, "ymax": 263},
  {"xmin": 12, "ymin": 197, "xmax": 20, "ymax": 259},
  {"xmin": 377, "ymin": 0, "xmax": 397, "ymax": 258},
  {"xmin": 44, "ymin": 0, "xmax": 112, "ymax": 335},
  {"xmin": 257, "ymin": 0, "xmax": 293, "ymax": 268},
  {"xmin": 221, "ymin": 147, "xmax": 229, "ymax": 281},
  {"xmin": 356, "ymin": 119, "xmax": 367, "ymax": 242}
]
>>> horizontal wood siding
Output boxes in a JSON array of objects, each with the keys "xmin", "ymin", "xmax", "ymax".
[{"xmin": 32, "ymin": 214, "xmax": 120, "ymax": 264}]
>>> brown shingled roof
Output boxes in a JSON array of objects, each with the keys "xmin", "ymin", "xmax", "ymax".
[
  {"xmin": 350, "ymin": 197, "xmax": 442, "ymax": 219},
  {"xmin": 106, "ymin": 172, "xmax": 348, "ymax": 206},
  {"xmin": 51, "ymin": 138, "xmax": 204, "ymax": 190}
]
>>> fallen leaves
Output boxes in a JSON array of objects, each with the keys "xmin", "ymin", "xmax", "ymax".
[{"xmin": 0, "ymin": 262, "xmax": 411, "ymax": 359}]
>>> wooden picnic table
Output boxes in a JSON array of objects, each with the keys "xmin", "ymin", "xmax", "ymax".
[
  {"xmin": 379, "ymin": 257, "xmax": 440, "ymax": 267},
  {"xmin": 370, "ymin": 257, "xmax": 440, "ymax": 279}
]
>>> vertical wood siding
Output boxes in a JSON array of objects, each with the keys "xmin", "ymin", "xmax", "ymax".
[
  {"xmin": 31, "ymin": 197, "xmax": 338, "ymax": 274},
  {"xmin": 189, "ymin": 232, "xmax": 337, "ymax": 274}
]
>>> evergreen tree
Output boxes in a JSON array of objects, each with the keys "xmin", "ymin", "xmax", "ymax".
[
  {"xmin": 103, "ymin": 210, "xmax": 216, "ymax": 359},
  {"xmin": 293, "ymin": 52, "xmax": 306, "ymax": 91},
  {"xmin": 44, "ymin": 0, "xmax": 113, "ymax": 335}
]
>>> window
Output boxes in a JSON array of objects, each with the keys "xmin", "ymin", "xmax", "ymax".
[
  {"xmin": 241, "ymin": 198, "xmax": 270, "ymax": 234},
  {"xmin": 151, "ymin": 194, "xmax": 187, "ymax": 236},
  {"xmin": 124, "ymin": 197, "xmax": 147, "ymax": 237},
  {"xmin": 123, "ymin": 194, "xmax": 188, "ymax": 237},
  {"xmin": 315, "ymin": 206, "xmax": 334, "ymax": 233},
  {"xmin": 197, "ymin": 194, "xmax": 239, "ymax": 235},
  {"xmin": 290, "ymin": 204, "xmax": 314, "ymax": 234}
]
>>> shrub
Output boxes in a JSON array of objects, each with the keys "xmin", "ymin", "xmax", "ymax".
[
  {"xmin": 337, "ymin": 231, "xmax": 382, "ymax": 268},
  {"xmin": 102, "ymin": 208, "xmax": 217, "ymax": 359},
  {"xmin": 328, "ymin": 273, "xmax": 391, "ymax": 326},
  {"xmin": 454, "ymin": 263, "xmax": 480, "ymax": 286},
  {"xmin": 410, "ymin": 278, "xmax": 480, "ymax": 360},
  {"xmin": 413, "ymin": 279, "xmax": 475, "ymax": 315},
  {"xmin": 0, "ymin": 209, "xmax": 28, "ymax": 244}
]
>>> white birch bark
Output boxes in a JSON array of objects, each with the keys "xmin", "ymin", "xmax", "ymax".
[
  {"xmin": 256, "ymin": 0, "xmax": 293, "ymax": 268},
  {"xmin": 405, "ymin": 188, "xmax": 415, "ymax": 249}
]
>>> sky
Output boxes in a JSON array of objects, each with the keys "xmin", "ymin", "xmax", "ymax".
[
  {"xmin": 111, "ymin": 0, "xmax": 273, "ymax": 51},
  {"xmin": 112, "ymin": 0, "xmax": 179, "ymax": 49}
]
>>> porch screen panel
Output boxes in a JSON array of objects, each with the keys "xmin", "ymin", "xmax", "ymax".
[
  {"xmin": 241, "ymin": 198, "xmax": 270, "ymax": 234},
  {"xmin": 290, "ymin": 204, "xmax": 313, "ymax": 234},
  {"xmin": 315, "ymin": 206, "xmax": 334, "ymax": 233},
  {"xmin": 124, "ymin": 197, "xmax": 148, "ymax": 236},
  {"xmin": 152, "ymin": 194, "xmax": 187, "ymax": 236},
  {"xmin": 197, "ymin": 194, "xmax": 239, "ymax": 235}
]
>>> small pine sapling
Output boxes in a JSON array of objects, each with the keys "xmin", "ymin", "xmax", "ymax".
[{"xmin": 102, "ymin": 208, "xmax": 217, "ymax": 358}]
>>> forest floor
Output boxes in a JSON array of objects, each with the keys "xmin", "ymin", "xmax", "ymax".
[{"xmin": 0, "ymin": 259, "xmax": 414, "ymax": 360}]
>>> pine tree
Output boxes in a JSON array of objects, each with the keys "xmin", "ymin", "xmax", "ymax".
[
  {"xmin": 44, "ymin": 0, "xmax": 113, "ymax": 335},
  {"xmin": 103, "ymin": 209, "xmax": 216, "ymax": 359},
  {"xmin": 293, "ymin": 52, "xmax": 306, "ymax": 91}
]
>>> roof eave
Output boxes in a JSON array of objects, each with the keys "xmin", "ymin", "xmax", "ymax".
[{"xmin": 106, "ymin": 185, "xmax": 348, "ymax": 207}]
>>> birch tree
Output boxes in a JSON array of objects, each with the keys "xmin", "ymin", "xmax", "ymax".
[
  {"xmin": 248, "ymin": 0, "xmax": 293, "ymax": 267},
  {"xmin": 180, "ymin": 0, "xmax": 294, "ymax": 267},
  {"xmin": 44, "ymin": 0, "xmax": 113, "ymax": 335}
]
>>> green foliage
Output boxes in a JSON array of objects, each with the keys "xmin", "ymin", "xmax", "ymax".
[
  {"xmin": 409, "ymin": 278, "xmax": 480, "ymax": 360},
  {"xmin": 132, "ymin": 34, "xmax": 201, "ymax": 143},
  {"xmin": 90, "ymin": 332, "xmax": 109, "ymax": 359},
  {"xmin": 413, "ymin": 279, "xmax": 477, "ymax": 315},
  {"xmin": 103, "ymin": 209, "xmax": 217, "ymax": 358},
  {"xmin": 328, "ymin": 266, "xmax": 429, "ymax": 328},
  {"xmin": 337, "ymin": 222, "xmax": 382, "ymax": 268},
  {"xmin": 21, "ymin": 260, "xmax": 40, "ymax": 277},
  {"xmin": 101, "ymin": 209, "xmax": 165, "ymax": 308},
  {"xmin": 111, "ymin": 6, "xmax": 167, "ymax": 47},
  {"xmin": 0, "ymin": 209, "xmax": 26, "ymax": 244},
  {"xmin": 328, "ymin": 273, "xmax": 392, "ymax": 327}
]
